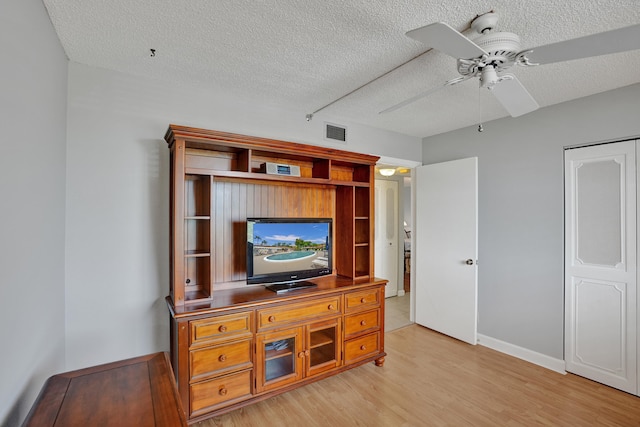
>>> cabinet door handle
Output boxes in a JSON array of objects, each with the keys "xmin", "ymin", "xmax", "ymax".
[
  {"xmin": 268, "ymin": 315, "xmax": 276, "ymax": 323},
  {"xmin": 218, "ymin": 325, "xmax": 227, "ymax": 332},
  {"xmin": 219, "ymin": 387, "xmax": 228, "ymax": 396},
  {"xmin": 218, "ymin": 354, "xmax": 227, "ymax": 362},
  {"xmin": 298, "ymin": 351, "xmax": 306, "ymax": 358},
  {"xmin": 305, "ymin": 350, "xmax": 310, "ymax": 356},
  {"xmin": 360, "ymin": 320, "xmax": 367, "ymax": 326},
  {"xmin": 360, "ymin": 345, "xmax": 367, "ymax": 351}
]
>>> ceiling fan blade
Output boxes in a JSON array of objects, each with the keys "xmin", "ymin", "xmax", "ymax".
[
  {"xmin": 379, "ymin": 76, "xmax": 471, "ymax": 114},
  {"xmin": 525, "ymin": 23, "xmax": 640, "ymax": 65},
  {"xmin": 490, "ymin": 75, "xmax": 539, "ymax": 117},
  {"xmin": 406, "ymin": 22, "xmax": 487, "ymax": 59}
]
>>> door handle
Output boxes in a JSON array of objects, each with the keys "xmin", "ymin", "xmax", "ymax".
[{"xmin": 465, "ymin": 259, "xmax": 474, "ymax": 265}]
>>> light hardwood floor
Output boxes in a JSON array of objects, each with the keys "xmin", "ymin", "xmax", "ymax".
[
  {"xmin": 385, "ymin": 294, "xmax": 411, "ymax": 331},
  {"xmin": 197, "ymin": 325, "xmax": 640, "ymax": 426}
]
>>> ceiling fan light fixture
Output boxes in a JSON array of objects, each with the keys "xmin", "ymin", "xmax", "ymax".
[
  {"xmin": 379, "ymin": 168, "xmax": 396, "ymax": 176},
  {"xmin": 480, "ymin": 65, "xmax": 499, "ymax": 89}
]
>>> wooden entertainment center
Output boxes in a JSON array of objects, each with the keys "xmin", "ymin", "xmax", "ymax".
[{"xmin": 165, "ymin": 125, "xmax": 387, "ymax": 423}]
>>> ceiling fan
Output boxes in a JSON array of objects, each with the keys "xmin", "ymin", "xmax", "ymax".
[{"xmin": 380, "ymin": 12, "xmax": 640, "ymax": 117}]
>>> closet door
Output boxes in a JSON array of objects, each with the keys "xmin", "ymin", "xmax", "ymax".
[
  {"xmin": 564, "ymin": 141, "xmax": 637, "ymax": 394},
  {"xmin": 375, "ymin": 179, "xmax": 399, "ymax": 298}
]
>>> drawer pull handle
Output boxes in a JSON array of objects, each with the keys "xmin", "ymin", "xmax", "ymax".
[
  {"xmin": 360, "ymin": 345, "xmax": 367, "ymax": 351},
  {"xmin": 268, "ymin": 315, "xmax": 276, "ymax": 322},
  {"xmin": 219, "ymin": 387, "xmax": 228, "ymax": 396},
  {"xmin": 360, "ymin": 320, "xmax": 367, "ymax": 326},
  {"xmin": 218, "ymin": 325, "xmax": 227, "ymax": 333},
  {"xmin": 328, "ymin": 304, "xmax": 335, "ymax": 310},
  {"xmin": 218, "ymin": 354, "xmax": 227, "ymax": 362},
  {"xmin": 360, "ymin": 298, "xmax": 366, "ymax": 303}
]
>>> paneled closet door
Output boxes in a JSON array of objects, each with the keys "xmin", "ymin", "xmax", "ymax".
[
  {"xmin": 564, "ymin": 140, "xmax": 637, "ymax": 395},
  {"xmin": 375, "ymin": 179, "xmax": 399, "ymax": 298}
]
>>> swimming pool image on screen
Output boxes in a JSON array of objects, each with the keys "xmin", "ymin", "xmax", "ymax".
[
  {"xmin": 264, "ymin": 251, "xmax": 315, "ymax": 261},
  {"xmin": 249, "ymin": 221, "xmax": 330, "ymax": 276}
]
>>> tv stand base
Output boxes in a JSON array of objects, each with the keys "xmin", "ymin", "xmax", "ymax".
[{"xmin": 266, "ymin": 281, "xmax": 317, "ymax": 293}]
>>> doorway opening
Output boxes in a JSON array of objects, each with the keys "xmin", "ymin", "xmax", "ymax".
[{"xmin": 375, "ymin": 160, "xmax": 416, "ymax": 332}]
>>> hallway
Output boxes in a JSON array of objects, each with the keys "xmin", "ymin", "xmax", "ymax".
[{"xmin": 385, "ymin": 293, "xmax": 411, "ymax": 331}]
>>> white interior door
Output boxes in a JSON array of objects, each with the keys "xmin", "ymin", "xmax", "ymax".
[
  {"xmin": 375, "ymin": 179, "xmax": 399, "ymax": 298},
  {"xmin": 414, "ymin": 158, "xmax": 478, "ymax": 345},
  {"xmin": 564, "ymin": 141, "xmax": 637, "ymax": 394}
]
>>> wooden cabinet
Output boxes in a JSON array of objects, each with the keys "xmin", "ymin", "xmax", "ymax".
[
  {"xmin": 190, "ymin": 312, "xmax": 252, "ymax": 345},
  {"xmin": 186, "ymin": 312, "xmax": 254, "ymax": 417},
  {"xmin": 165, "ymin": 125, "xmax": 379, "ymax": 305},
  {"xmin": 169, "ymin": 281, "xmax": 385, "ymax": 423},
  {"xmin": 255, "ymin": 325, "xmax": 304, "ymax": 392},
  {"xmin": 190, "ymin": 370, "xmax": 252, "ymax": 418},
  {"xmin": 165, "ymin": 126, "xmax": 386, "ymax": 423},
  {"xmin": 256, "ymin": 296, "xmax": 341, "ymax": 329},
  {"xmin": 255, "ymin": 310, "xmax": 342, "ymax": 393},
  {"xmin": 345, "ymin": 309, "xmax": 381, "ymax": 337},
  {"xmin": 336, "ymin": 185, "xmax": 373, "ymax": 281},
  {"xmin": 182, "ymin": 175, "xmax": 212, "ymax": 302},
  {"xmin": 307, "ymin": 318, "xmax": 342, "ymax": 376},
  {"xmin": 344, "ymin": 287, "xmax": 384, "ymax": 365}
]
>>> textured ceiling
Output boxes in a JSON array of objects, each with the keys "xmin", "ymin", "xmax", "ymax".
[{"xmin": 42, "ymin": 0, "xmax": 640, "ymax": 138}]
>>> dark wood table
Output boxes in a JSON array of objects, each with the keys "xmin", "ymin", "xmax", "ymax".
[{"xmin": 23, "ymin": 352, "xmax": 187, "ymax": 426}]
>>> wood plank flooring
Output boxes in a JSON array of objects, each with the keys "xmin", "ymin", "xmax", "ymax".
[{"xmin": 196, "ymin": 325, "xmax": 640, "ymax": 426}]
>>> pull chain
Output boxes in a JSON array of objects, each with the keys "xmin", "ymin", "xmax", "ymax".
[{"xmin": 477, "ymin": 84, "xmax": 484, "ymax": 132}]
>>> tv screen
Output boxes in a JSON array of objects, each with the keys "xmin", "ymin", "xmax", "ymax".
[{"xmin": 246, "ymin": 218, "xmax": 332, "ymax": 291}]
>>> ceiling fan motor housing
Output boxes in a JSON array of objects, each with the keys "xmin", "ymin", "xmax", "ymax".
[{"xmin": 457, "ymin": 32, "xmax": 522, "ymax": 76}]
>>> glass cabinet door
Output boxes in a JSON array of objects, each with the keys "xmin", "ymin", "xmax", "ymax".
[
  {"xmin": 256, "ymin": 327, "xmax": 303, "ymax": 393},
  {"xmin": 308, "ymin": 318, "xmax": 342, "ymax": 377}
]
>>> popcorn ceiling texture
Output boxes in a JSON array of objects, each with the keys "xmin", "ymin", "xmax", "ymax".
[{"xmin": 43, "ymin": 0, "xmax": 640, "ymax": 138}]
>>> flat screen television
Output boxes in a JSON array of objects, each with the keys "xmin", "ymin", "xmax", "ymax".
[{"xmin": 246, "ymin": 218, "xmax": 332, "ymax": 293}]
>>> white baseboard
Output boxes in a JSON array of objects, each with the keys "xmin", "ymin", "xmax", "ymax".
[{"xmin": 477, "ymin": 334, "xmax": 566, "ymax": 374}]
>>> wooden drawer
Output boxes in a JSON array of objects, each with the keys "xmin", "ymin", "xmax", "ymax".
[
  {"xmin": 190, "ymin": 312, "xmax": 252, "ymax": 346},
  {"xmin": 257, "ymin": 296, "xmax": 341, "ymax": 330},
  {"xmin": 190, "ymin": 339, "xmax": 252, "ymax": 382},
  {"xmin": 345, "ymin": 288, "xmax": 380, "ymax": 313},
  {"xmin": 344, "ymin": 332, "xmax": 380, "ymax": 364},
  {"xmin": 344, "ymin": 309, "xmax": 380, "ymax": 338},
  {"xmin": 190, "ymin": 370, "xmax": 252, "ymax": 417}
]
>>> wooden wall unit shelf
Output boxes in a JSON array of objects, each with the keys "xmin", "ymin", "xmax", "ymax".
[{"xmin": 165, "ymin": 125, "xmax": 386, "ymax": 423}]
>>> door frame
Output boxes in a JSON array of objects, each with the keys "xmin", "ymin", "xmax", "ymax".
[{"xmin": 376, "ymin": 156, "xmax": 421, "ymax": 320}]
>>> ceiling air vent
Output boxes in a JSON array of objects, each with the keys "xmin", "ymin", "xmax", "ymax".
[{"xmin": 325, "ymin": 123, "xmax": 347, "ymax": 143}]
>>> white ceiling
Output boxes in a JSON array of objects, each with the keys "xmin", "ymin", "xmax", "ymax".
[{"xmin": 42, "ymin": 0, "xmax": 640, "ymax": 138}]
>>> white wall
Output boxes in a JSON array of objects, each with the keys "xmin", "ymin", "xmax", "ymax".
[
  {"xmin": 0, "ymin": 0, "xmax": 68, "ymax": 425},
  {"xmin": 64, "ymin": 62, "xmax": 422, "ymax": 371},
  {"xmin": 422, "ymin": 83, "xmax": 640, "ymax": 359}
]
